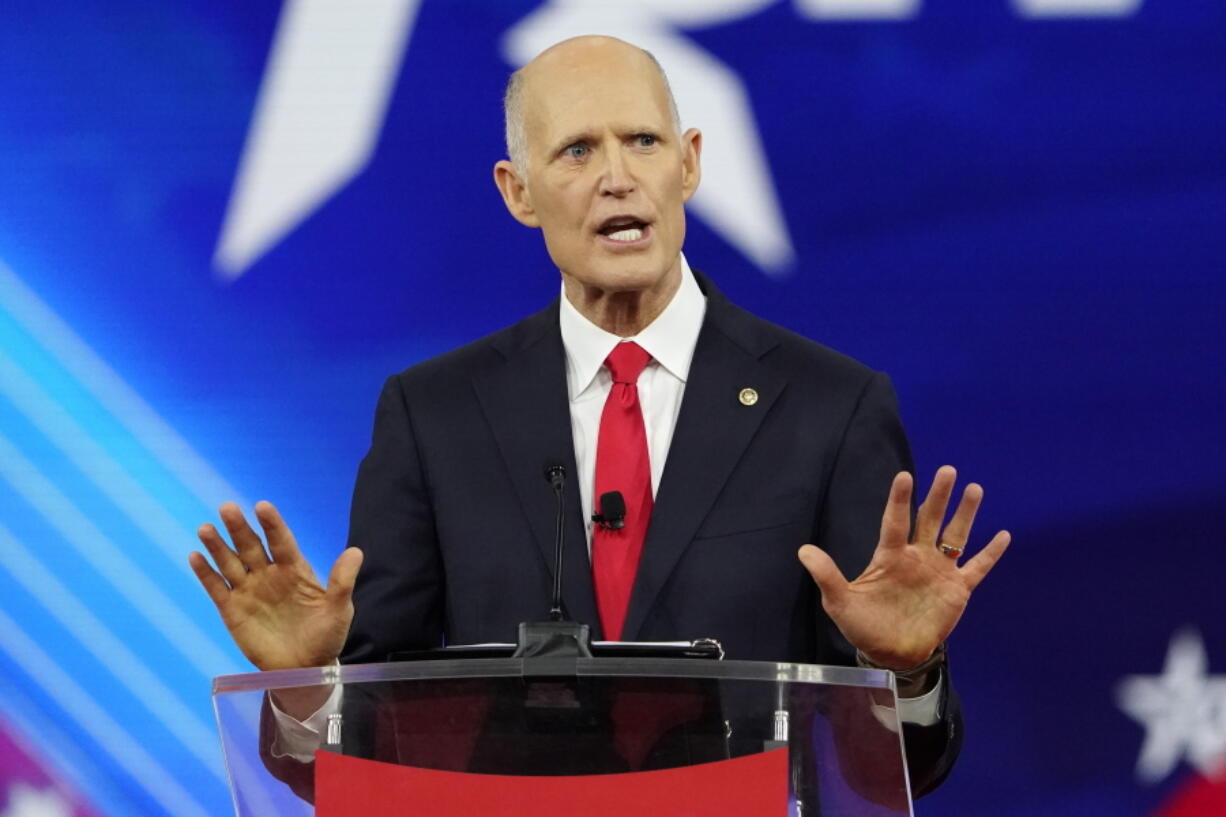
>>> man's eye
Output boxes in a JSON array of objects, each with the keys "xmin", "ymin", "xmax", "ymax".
[
  {"xmin": 565, "ymin": 144, "xmax": 588, "ymax": 159},
  {"xmin": 636, "ymin": 134, "xmax": 657, "ymax": 147}
]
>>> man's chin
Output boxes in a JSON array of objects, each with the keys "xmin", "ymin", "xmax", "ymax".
[{"xmin": 563, "ymin": 257, "xmax": 678, "ymax": 297}]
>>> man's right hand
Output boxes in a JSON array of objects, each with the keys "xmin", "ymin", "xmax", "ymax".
[{"xmin": 189, "ymin": 501, "xmax": 363, "ymax": 716}]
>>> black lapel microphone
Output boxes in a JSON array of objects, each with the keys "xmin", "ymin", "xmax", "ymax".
[{"xmin": 591, "ymin": 490, "xmax": 626, "ymax": 531}]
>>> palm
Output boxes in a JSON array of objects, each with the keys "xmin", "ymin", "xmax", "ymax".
[
  {"xmin": 799, "ymin": 467, "xmax": 1010, "ymax": 670},
  {"xmin": 189, "ymin": 501, "xmax": 363, "ymax": 671},
  {"xmin": 213, "ymin": 557, "xmax": 349, "ymax": 671}
]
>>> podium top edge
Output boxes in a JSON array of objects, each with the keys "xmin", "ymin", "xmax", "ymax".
[{"xmin": 212, "ymin": 657, "xmax": 894, "ymax": 695}]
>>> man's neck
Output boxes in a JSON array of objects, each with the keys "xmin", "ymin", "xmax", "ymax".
[{"xmin": 561, "ymin": 260, "xmax": 683, "ymax": 337}]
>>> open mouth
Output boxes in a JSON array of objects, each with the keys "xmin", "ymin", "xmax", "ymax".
[{"xmin": 597, "ymin": 216, "xmax": 651, "ymax": 244}]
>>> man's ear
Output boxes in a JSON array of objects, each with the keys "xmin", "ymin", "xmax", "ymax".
[
  {"xmin": 493, "ymin": 160, "xmax": 540, "ymax": 228},
  {"xmin": 680, "ymin": 128, "xmax": 703, "ymax": 203}
]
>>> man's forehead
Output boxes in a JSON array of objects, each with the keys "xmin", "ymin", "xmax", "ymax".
[
  {"xmin": 519, "ymin": 38, "xmax": 672, "ymax": 142},
  {"xmin": 522, "ymin": 35, "xmax": 656, "ymax": 80}
]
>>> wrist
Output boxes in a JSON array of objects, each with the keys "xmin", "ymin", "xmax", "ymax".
[
  {"xmin": 856, "ymin": 643, "xmax": 945, "ymax": 698},
  {"xmin": 271, "ymin": 684, "xmax": 336, "ymax": 721}
]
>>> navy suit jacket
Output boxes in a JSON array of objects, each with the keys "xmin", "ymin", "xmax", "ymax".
[{"xmin": 338, "ymin": 271, "xmax": 962, "ymax": 793}]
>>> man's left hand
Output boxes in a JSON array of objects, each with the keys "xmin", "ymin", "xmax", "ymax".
[{"xmin": 798, "ymin": 466, "xmax": 1010, "ymax": 670}]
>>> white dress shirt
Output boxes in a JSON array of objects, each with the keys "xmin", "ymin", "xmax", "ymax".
[
  {"xmin": 559, "ymin": 254, "xmax": 706, "ymax": 548},
  {"xmin": 271, "ymin": 254, "xmax": 940, "ymax": 759}
]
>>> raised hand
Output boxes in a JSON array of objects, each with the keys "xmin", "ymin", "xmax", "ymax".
[
  {"xmin": 798, "ymin": 466, "xmax": 1009, "ymax": 670},
  {"xmin": 188, "ymin": 501, "xmax": 363, "ymax": 672}
]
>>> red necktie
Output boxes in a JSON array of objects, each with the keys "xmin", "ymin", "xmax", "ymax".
[{"xmin": 592, "ymin": 341, "xmax": 653, "ymax": 642}]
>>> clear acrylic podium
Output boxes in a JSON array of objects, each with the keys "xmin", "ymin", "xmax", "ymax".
[{"xmin": 213, "ymin": 657, "xmax": 913, "ymax": 816}]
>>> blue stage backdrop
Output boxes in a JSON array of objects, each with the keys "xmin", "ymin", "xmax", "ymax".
[{"xmin": 1, "ymin": 1, "xmax": 1224, "ymax": 815}]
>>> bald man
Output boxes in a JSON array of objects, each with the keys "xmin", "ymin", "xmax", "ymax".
[{"xmin": 192, "ymin": 35, "xmax": 1008, "ymax": 797}]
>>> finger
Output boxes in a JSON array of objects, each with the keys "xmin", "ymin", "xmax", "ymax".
[
  {"xmin": 960, "ymin": 530, "xmax": 1011, "ymax": 590},
  {"xmin": 913, "ymin": 465, "xmax": 957, "ymax": 545},
  {"xmin": 219, "ymin": 502, "xmax": 271, "ymax": 570},
  {"xmin": 326, "ymin": 548, "xmax": 364, "ymax": 603},
  {"xmin": 188, "ymin": 551, "xmax": 231, "ymax": 607},
  {"xmin": 939, "ymin": 482, "xmax": 984, "ymax": 549},
  {"xmin": 197, "ymin": 522, "xmax": 248, "ymax": 586},
  {"xmin": 798, "ymin": 545, "xmax": 850, "ymax": 612},
  {"xmin": 253, "ymin": 501, "xmax": 304, "ymax": 566},
  {"xmin": 878, "ymin": 471, "xmax": 913, "ymax": 549}
]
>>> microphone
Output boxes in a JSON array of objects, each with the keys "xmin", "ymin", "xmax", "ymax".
[
  {"xmin": 543, "ymin": 462, "xmax": 567, "ymax": 621},
  {"xmin": 544, "ymin": 463, "xmax": 565, "ymax": 492},
  {"xmin": 510, "ymin": 461, "xmax": 592, "ymax": 660},
  {"xmin": 591, "ymin": 491, "xmax": 626, "ymax": 530}
]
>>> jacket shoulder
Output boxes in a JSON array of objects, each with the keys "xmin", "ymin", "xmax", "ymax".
[
  {"xmin": 390, "ymin": 301, "xmax": 557, "ymax": 389},
  {"xmin": 707, "ymin": 290, "xmax": 885, "ymax": 395}
]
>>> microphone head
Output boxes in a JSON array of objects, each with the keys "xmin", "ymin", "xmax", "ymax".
[{"xmin": 543, "ymin": 462, "xmax": 566, "ymax": 489}]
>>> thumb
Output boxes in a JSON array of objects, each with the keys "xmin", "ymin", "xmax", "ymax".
[
  {"xmin": 798, "ymin": 545, "xmax": 849, "ymax": 610},
  {"xmin": 326, "ymin": 547, "xmax": 364, "ymax": 604}
]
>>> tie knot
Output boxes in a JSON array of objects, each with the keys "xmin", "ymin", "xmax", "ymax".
[{"xmin": 605, "ymin": 341, "xmax": 651, "ymax": 384}]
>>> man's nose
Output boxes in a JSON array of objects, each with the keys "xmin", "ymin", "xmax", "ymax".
[{"xmin": 598, "ymin": 147, "xmax": 635, "ymax": 197}]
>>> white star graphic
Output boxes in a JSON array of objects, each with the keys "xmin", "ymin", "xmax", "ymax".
[
  {"xmin": 1116, "ymin": 629, "xmax": 1226, "ymax": 783},
  {"xmin": 1, "ymin": 783, "xmax": 73, "ymax": 817},
  {"xmin": 214, "ymin": 0, "xmax": 1146, "ymax": 279}
]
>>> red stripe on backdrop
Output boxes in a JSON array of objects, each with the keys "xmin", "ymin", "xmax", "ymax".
[
  {"xmin": 1152, "ymin": 766, "xmax": 1226, "ymax": 817},
  {"xmin": 315, "ymin": 747, "xmax": 789, "ymax": 817}
]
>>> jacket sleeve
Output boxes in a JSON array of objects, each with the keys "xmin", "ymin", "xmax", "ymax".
[{"xmin": 342, "ymin": 373, "xmax": 446, "ymax": 663}]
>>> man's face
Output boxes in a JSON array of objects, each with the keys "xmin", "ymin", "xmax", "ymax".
[{"xmin": 496, "ymin": 40, "xmax": 701, "ymax": 297}]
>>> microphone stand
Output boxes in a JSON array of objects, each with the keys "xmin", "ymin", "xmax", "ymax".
[{"xmin": 512, "ymin": 464, "xmax": 593, "ymax": 667}]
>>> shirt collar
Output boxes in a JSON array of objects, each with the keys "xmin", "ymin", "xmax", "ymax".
[{"xmin": 559, "ymin": 253, "xmax": 707, "ymax": 400}]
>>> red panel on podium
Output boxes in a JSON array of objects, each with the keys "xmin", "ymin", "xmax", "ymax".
[{"xmin": 315, "ymin": 747, "xmax": 789, "ymax": 817}]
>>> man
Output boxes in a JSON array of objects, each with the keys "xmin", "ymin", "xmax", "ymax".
[{"xmin": 189, "ymin": 35, "xmax": 1009, "ymax": 795}]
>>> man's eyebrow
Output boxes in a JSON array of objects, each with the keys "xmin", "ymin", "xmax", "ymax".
[
  {"xmin": 549, "ymin": 125, "xmax": 667, "ymax": 154},
  {"xmin": 551, "ymin": 131, "xmax": 597, "ymax": 152}
]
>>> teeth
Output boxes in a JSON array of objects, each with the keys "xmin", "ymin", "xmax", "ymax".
[{"xmin": 607, "ymin": 228, "xmax": 643, "ymax": 242}]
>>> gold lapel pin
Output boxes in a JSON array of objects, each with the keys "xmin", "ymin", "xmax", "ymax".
[{"xmin": 738, "ymin": 387, "xmax": 759, "ymax": 406}]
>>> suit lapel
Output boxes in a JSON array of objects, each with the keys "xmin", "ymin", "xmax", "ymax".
[
  {"xmin": 621, "ymin": 286, "xmax": 786, "ymax": 641},
  {"xmin": 471, "ymin": 303, "xmax": 601, "ymax": 634}
]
